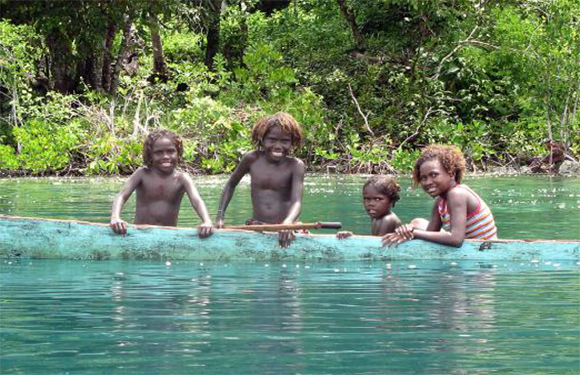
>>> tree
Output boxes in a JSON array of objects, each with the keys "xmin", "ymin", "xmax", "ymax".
[{"xmin": 204, "ymin": 0, "xmax": 223, "ymax": 71}]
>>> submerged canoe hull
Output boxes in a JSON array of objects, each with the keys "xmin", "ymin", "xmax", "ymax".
[{"xmin": 1, "ymin": 215, "xmax": 579, "ymax": 261}]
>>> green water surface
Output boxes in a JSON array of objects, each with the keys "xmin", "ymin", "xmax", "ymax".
[
  {"xmin": 0, "ymin": 175, "xmax": 579, "ymax": 374},
  {"xmin": 1, "ymin": 259, "xmax": 579, "ymax": 374}
]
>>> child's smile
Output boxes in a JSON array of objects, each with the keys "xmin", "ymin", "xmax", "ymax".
[
  {"xmin": 262, "ymin": 126, "xmax": 292, "ymax": 162},
  {"xmin": 151, "ymin": 137, "xmax": 178, "ymax": 174},
  {"xmin": 419, "ymin": 159, "xmax": 456, "ymax": 197},
  {"xmin": 363, "ymin": 186, "xmax": 392, "ymax": 219}
]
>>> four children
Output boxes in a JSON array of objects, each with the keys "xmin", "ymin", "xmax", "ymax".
[{"xmin": 111, "ymin": 116, "xmax": 498, "ymax": 248}]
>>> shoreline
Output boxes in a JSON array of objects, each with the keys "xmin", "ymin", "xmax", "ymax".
[
  {"xmin": 2, "ymin": 170, "xmax": 579, "ymax": 180},
  {"xmin": 2, "ymin": 156, "xmax": 579, "ymax": 179}
]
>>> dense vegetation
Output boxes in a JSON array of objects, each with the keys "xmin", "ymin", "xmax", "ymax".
[{"xmin": 1, "ymin": 0, "xmax": 579, "ymax": 176}]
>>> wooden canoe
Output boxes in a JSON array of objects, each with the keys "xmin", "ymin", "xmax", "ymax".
[{"xmin": 0, "ymin": 215, "xmax": 579, "ymax": 261}]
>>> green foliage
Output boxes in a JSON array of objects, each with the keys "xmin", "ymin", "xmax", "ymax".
[
  {"xmin": 0, "ymin": 145, "xmax": 19, "ymax": 169},
  {"xmin": 1, "ymin": 0, "xmax": 578, "ymax": 176},
  {"xmin": 167, "ymin": 96, "xmax": 252, "ymax": 173},
  {"xmin": 13, "ymin": 119, "xmax": 80, "ymax": 173},
  {"xmin": 233, "ymin": 42, "xmax": 297, "ymax": 102},
  {"xmin": 85, "ymin": 135, "xmax": 142, "ymax": 175},
  {"xmin": 0, "ymin": 21, "xmax": 44, "ymax": 144},
  {"xmin": 391, "ymin": 148, "xmax": 420, "ymax": 173}
]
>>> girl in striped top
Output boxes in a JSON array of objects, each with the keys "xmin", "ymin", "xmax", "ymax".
[{"xmin": 382, "ymin": 145, "xmax": 497, "ymax": 247}]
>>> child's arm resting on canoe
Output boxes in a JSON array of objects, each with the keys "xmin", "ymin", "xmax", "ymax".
[
  {"xmin": 215, "ymin": 152, "xmax": 254, "ymax": 228},
  {"xmin": 181, "ymin": 173, "xmax": 213, "ymax": 238},
  {"xmin": 110, "ymin": 169, "xmax": 144, "ymax": 235},
  {"xmin": 278, "ymin": 159, "xmax": 305, "ymax": 248},
  {"xmin": 382, "ymin": 190, "xmax": 468, "ymax": 247}
]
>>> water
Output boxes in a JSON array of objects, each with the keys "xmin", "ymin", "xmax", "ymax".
[
  {"xmin": 1, "ymin": 175, "xmax": 579, "ymax": 374},
  {"xmin": 0, "ymin": 174, "xmax": 579, "ymax": 239},
  {"xmin": 1, "ymin": 259, "xmax": 579, "ymax": 374}
]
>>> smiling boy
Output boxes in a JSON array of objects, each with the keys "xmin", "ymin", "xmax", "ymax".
[
  {"xmin": 216, "ymin": 112, "xmax": 304, "ymax": 247},
  {"xmin": 110, "ymin": 129, "xmax": 213, "ymax": 237}
]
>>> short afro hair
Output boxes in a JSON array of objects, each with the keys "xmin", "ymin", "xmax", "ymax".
[
  {"xmin": 412, "ymin": 145, "xmax": 466, "ymax": 187},
  {"xmin": 363, "ymin": 175, "xmax": 401, "ymax": 207},
  {"xmin": 252, "ymin": 112, "xmax": 303, "ymax": 150},
  {"xmin": 143, "ymin": 129, "xmax": 183, "ymax": 168}
]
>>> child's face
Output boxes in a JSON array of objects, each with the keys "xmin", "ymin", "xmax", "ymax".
[
  {"xmin": 419, "ymin": 159, "xmax": 456, "ymax": 197},
  {"xmin": 151, "ymin": 137, "xmax": 178, "ymax": 174},
  {"xmin": 262, "ymin": 126, "xmax": 292, "ymax": 161},
  {"xmin": 363, "ymin": 186, "xmax": 393, "ymax": 219}
]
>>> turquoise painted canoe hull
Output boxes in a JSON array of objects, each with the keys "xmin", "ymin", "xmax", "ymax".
[{"xmin": 1, "ymin": 215, "xmax": 579, "ymax": 261}]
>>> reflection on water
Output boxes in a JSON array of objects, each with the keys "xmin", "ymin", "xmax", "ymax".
[
  {"xmin": 1, "ymin": 260, "xmax": 579, "ymax": 374},
  {"xmin": 1, "ymin": 175, "xmax": 579, "ymax": 373},
  {"xmin": 0, "ymin": 174, "xmax": 579, "ymax": 239}
]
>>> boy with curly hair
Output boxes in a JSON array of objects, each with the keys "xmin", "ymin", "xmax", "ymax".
[
  {"xmin": 110, "ymin": 129, "xmax": 213, "ymax": 237},
  {"xmin": 383, "ymin": 144, "xmax": 497, "ymax": 247},
  {"xmin": 216, "ymin": 112, "xmax": 305, "ymax": 248},
  {"xmin": 337, "ymin": 175, "xmax": 402, "ymax": 239}
]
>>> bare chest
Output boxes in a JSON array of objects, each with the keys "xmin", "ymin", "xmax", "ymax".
[
  {"xmin": 249, "ymin": 160, "xmax": 293, "ymax": 191},
  {"xmin": 138, "ymin": 174, "xmax": 184, "ymax": 202}
]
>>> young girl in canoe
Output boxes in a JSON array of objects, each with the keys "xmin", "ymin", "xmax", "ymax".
[
  {"xmin": 216, "ymin": 112, "xmax": 305, "ymax": 248},
  {"xmin": 110, "ymin": 129, "xmax": 213, "ymax": 237},
  {"xmin": 382, "ymin": 145, "xmax": 497, "ymax": 247},
  {"xmin": 337, "ymin": 175, "xmax": 402, "ymax": 238}
]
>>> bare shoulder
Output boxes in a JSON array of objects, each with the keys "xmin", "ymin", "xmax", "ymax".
[
  {"xmin": 128, "ymin": 167, "xmax": 148, "ymax": 181},
  {"xmin": 375, "ymin": 212, "xmax": 402, "ymax": 235},
  {"xmin": 241, "ymin": 150, "xmax": 261, "ymax": 164},
  {"xmin": 382, "ymin": 212, "xmax": 402, "ymax": 229},
  {"xmin": 288, "ymin": 157, "xmax": 305, "ymax": 172},
  {"xmin": 175, "ymin": 170, "xmax": 194, "ymax": 183},
  {"xmin": 447, "ymin": 185, "xmax": 471, "ymax": 201}
]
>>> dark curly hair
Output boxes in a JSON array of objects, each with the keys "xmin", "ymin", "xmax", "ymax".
[
  {"xmin": 251, "ymin": 112, "xmax": 303, "ymax": 151},
  {"xmin": 363, "ymin": 175, "xmax": 401, "ymax": 207},
  {"xmin": 143, "ymin": 129, "xmax": 183, "ymax": 167},
  {"xmin": 412, "ymin": 145, "xmax": 466, "ymax": 187}
]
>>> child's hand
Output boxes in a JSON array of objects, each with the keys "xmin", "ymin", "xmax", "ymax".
[
  {"xmin": 278, "ymin": 230, "xmax": 295, "ymax": 248},
  {"xmin": 396, "ymin": 224, "xmax": 415, "ymax": 240},
  {"xmin": 198, "ymin": 222, "xmax": 213, "ymax": 238},
  {"xmin": 215, "ymin": 219, "xmax": 224, "ymax": 229},
  {"xmin": 110, "ymin": 218, "xmax": 128, "ymax": 235},
  {"xmin": 381, "ymin": 224, "xmax": 414, "ymax": 247},
  {"xmin": 336, "ymin": 231, "xmax": 353, "ymax": 240}
]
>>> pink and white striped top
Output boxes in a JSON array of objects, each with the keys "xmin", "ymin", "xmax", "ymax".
[{"xmin": 437, "ymin": 185, "xmax": 498, "ymax": 240}]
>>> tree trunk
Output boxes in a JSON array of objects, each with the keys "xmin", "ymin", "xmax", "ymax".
[
  {"xmin": 76, "ymin": 50, "xmax": 103, "ymax": 92},
  {"xmin": 110, "ymin": 13, "xmax": 134, "ymax": 96},
  {"xmin": 46, "ymin": 30, "xmax": 77, "ymax": 93},
  {"xmin": 149, "ymin": 11, "xmax": 168, "ymax": 80},
  {"xmin": 92, "ymin": 45, "xmax": 104, "ymax": 92},
  {"xmin": 102, "ymin": 20, "xmax": 118, "ymax": 93},
  {"xmin": 224, "ymin": 0, "xmax": 247, "ymax": 70},
  {"xmin": 205, "ymin": 0, "xmax": 223, "ymax": 71},
  {"xmin": 336, "ymin": 0, "xmax": 365, "ymax": 50}
]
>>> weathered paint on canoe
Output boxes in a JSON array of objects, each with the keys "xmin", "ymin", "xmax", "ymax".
[{"xmin": 1, "ymin": 215, "xmax": 579, "ymax": 261}]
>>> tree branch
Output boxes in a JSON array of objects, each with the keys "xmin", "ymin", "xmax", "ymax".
[
  {"xmin": 348, "ymin": 83, "xmax": 373, "ymax": 135},
  {"xmin": 433, "ymin": 25, "xmax": 479, "ymax": 80}
]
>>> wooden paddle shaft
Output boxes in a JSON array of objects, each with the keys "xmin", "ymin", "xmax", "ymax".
[{"xmin": 225, "ymin": 221, "xmax": 342, "ymax": 231}]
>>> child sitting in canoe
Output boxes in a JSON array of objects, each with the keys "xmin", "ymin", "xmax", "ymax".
[
  {"xmin": 110, "ymin": 129, "xmax": 213, "ymax": 237},
  {"xmin": 216, "ymin": 112, "xmax": 305, "ymax": 248},
  {"xmin": 337, "ymin": 175, "xmax": 402, "ymax": 238},
  {"xmin": 382, "ymin": 144, "xmax": 497, "ymax": 247}
]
